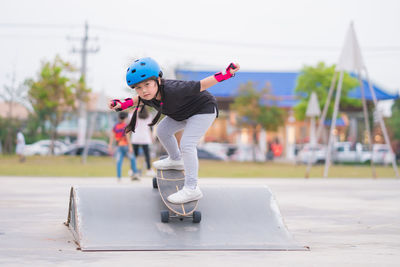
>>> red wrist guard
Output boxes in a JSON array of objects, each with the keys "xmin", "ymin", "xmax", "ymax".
[{"xmin": 214, "ymin": 63, "xmax": 237, "ymax": 82}]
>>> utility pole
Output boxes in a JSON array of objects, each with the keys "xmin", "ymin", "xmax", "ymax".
[{"xmin": 68, "ymin": 21, "xmax": 99, "ymax": 163}]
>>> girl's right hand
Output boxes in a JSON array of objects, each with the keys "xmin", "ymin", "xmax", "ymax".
[
  {"xmin": 109, "ymin": 100, "xmax": 121, "ymax": 110},
  {"xmin": 108, "ymin": 144, "xmax": 114, "ymax": 156}
]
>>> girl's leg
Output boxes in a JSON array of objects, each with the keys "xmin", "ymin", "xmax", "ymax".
[
  {"xmin": 128, "ymin": 148, "xmax": 138, "ymax": 173},
  {"xmin": 142, "ymin": 144, "xmax": 151, "ymax": 169},
  {"xmin": 156, "ymin": 116, "xmax": 186, "ymax": 160},
  {"xmin": 180, "ymin": 111, "xmax": 216, "ymax": 189},
  {"xmin": 116, "ymin": 146, "xmax": 126, "ymax": 178},
  {"xmin": 133, "ymin": 144, "xmax": 140, "ymax": 157}
]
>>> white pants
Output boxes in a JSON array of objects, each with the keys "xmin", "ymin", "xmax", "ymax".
[{"xmin": 156, "ymin": 110, "xmax": 216, "ymax": 189}]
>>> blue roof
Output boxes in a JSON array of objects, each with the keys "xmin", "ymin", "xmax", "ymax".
[
  {"xmin": 348, "ymin": 74, "xmax": 398, "ymax": 100},
  {"xmin": 324, "ymin": 117, "xmax": 346, "ymax": 127},
  {"xmin": 175, "ymin": 69, "xmax": 399, "ymax": 107}
]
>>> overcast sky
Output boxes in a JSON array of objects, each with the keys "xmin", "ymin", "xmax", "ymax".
[{"xmin": 1, "ymin": 0, "xmax": 400, "ymax": 102}]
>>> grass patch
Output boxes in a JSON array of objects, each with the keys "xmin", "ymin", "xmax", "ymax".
[
  {"xmin": 198, "ymin": 160, "xmax": 398, "ymax": 178},
  {"xmin": 0, "ymin": 155, "xmax": 398, "ymax": 178}
]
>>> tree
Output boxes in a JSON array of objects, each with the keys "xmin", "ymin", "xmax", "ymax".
[
  {"xmin": 0, "ymin": 71, "xmax": 28, "ymax": 154},
  {"xmin": 388, "ymin": 99, "xmax": 400, "ymax": 141},
  {"xmin": 231, "ymin": 82, "xmax": 285, "ymax": 161},
  {"xmin": 25, "ymin": 56, "xmax": 90, "ymax": 154},
  {"xmin": 294, "ymin": 62, "xmax": 361, "ymax": 121}
]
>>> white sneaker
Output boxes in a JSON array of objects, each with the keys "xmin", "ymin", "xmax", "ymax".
[
  {"xmin": 145, "ymin": 169, "xmax": 156, "ymax": 176},
  {"xmin": 153, "ymin": 157, "xmax": 184, "ymax": 170},
  {"xmin": 128, "ymin": 169, "xmax": 140, "ymax": 181},
  {"xmin": 167, "ymin": 186, "xmax": 203, "ymax": 204}
]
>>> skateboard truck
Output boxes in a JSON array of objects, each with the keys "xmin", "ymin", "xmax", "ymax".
[
  {"xmin": 160, "ymin": 209, "xmax": 201, "ymax": 223},
  {"xmin": 153, "ymin": 174, "xmax": 202, "ymax": 224}
]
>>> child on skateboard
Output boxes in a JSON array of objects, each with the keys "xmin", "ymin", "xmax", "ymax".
[{"xmin": 109, "ymin": 57, "xmax": 239, "ymax": 203}]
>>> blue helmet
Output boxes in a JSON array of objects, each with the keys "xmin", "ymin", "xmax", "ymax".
[{"xmin": 126, "ymin": 57, "xmax": 162, "ymax": 87}]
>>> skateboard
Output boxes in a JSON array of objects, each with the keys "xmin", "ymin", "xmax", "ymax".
[{"xmin": 152, "ymin": 169, "xmax": 201, "ymax": 223}]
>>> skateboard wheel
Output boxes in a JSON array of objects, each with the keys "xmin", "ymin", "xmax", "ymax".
[
  {"xmin": 192, "ymin": 211, "xmax": 201, "ymax": 223},
  {"xmin": 152, "ymin": 177, "xmax": 158, "ymax": 189},
  {"xmin": 161, "ymin": 210, "xmax": 169, "ymax": 223}
]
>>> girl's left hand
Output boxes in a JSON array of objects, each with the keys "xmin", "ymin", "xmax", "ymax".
[{"xmin": 229, "ymin": 63, "xmax": 240, "ymax": 75}]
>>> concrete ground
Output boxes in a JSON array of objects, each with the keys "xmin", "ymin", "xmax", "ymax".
[{"xmin": 0, "ymin": 176, "xmax": 399, "ymax": 267}]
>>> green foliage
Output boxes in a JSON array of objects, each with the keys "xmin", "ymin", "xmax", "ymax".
[
  {"xmin": 388, "ymin": 99, "xmax": 400, "ymax": 141},
  {"xmin": 0, "ymin": 117, "xmax": 24, "ymax": 154},
  {"xmin": 294, "ymin": 62, "xmax": 362, "ymax": 121},
  {"xmin": 24, "ymin": 113, "xmax": 49, "ymax": 144},
  {"xmin": 231, "ymin": 82, "xmax": 285, "ymax": 131},
  {"xmin": 25, "ymin": 56, "xmax": 90, "ymax": 144}
]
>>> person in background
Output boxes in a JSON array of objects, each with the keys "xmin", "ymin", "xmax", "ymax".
[
  {"xmin": 271, "ymin": 138, "xmax": 283, "ymax": 158},
  {"xmin": 108, "ymin": 112, "xmax": 140, "ymax": 181},
  {"xmin": 16, "ymin": 129, "xmax": 25, "ymax": 162},
  {"xmin": 130, "ymin": 106, "xmax": 156, "ymax": 177}
]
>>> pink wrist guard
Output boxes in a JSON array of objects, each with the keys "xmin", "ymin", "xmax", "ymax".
[
  {"xmin": 214, "ymin": 63, "xmax": 237, "ymax": 82},
  {"xmin": 111, "ymin": 98, "xmax": 134, "ymax": 111},
  {"xmin": 120, "ymin": 98, "xmax": 134, "ymax": 110}
]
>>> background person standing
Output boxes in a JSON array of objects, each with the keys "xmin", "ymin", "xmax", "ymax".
[
  {"xmin": 15, "ymin": 129, "xmax": 25, "ymax": 162},
  {"xmin": 108, "ymin": 112, "xmax": 139, "ymax": 181},
  {"xmin": 130, "ymin": 106, "xmax": 156, "ymax": 177}
]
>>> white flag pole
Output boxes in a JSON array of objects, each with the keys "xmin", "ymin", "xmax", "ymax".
[
  {"xmin": 324, "ymin": 70, "xmax": 344, "ymax": 178},
  {"xmin": 364, "ymin": 68, "xmax": 400, "ymax": 178},
  {"xmin": 356, "ymin": 70, "xmax": 376, "ymax": 178},
  {"xmin": 305, "ymin": 72, "xmax": 337, "ymax": 178}
]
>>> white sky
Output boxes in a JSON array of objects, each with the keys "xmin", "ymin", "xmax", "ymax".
[{"xmin": 1, "ymin": 0, "xmax": 400, "ymax": 103}]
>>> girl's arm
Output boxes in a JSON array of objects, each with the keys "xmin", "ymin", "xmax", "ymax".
[
  {"xmin": 108, "ymin": 130, "xmax": 114, "ymax": 153},
  {"xmin": 108, "ymin": 95, "xmax": 139, "ymax": 111},
  {"xmin": 200, "ymin": 63, "xmax": 240, "ymax": 92},
  {"xmin": 126, "ymin": 132, "xmax": 133, "ymax": 154}
]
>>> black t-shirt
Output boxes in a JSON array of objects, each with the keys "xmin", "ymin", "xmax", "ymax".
[{"xmin": 141, "ymin": 79, "xmax": 218, "ymax": 121}]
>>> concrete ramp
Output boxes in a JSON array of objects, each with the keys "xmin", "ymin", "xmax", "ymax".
[{"xmin": 66, "ymin": 185, "xmax": 307, "ymax": 251}]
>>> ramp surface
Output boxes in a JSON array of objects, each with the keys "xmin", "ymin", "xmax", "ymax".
[{"xmin": 66, "ymin": 185, "xmax": 307, "ymax": 251}]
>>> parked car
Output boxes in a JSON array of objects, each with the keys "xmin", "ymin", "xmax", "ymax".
[
  {"xmin": 332, "ymin": 142, "xmax": 371, "ymax": 164},
  {"xmin": 229, "ymin": 144, "xmax": 266, "ymax": 162},
  {"xmin": 197, "ymin": 148, "xmax": 224, "ymax": 161},
  {"xmin": 64, "ymin": 140, "xmax": 110, "ymax": 156},
  {"xmin": 198, "ymin": 142, "xmax": 235, "ymax": 161},
  {"xmin": 24, "ymin": 140, "xmax": 69, "ymax": 156},
  {"xmin": 372, "ymin": 144, "xmax": 395, "ymax": 165},
  {"xmin": 157, "ymin": 148, "xmax": 223, "ymax": 161},
  {"xmin": 296, "ymin": 144, "xmax": 327, "ymax": 164},
  {"xmin": 199, "ymin": 142, "xmax": 269, "ymax": 162}
]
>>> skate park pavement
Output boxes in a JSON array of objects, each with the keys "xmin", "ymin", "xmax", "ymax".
[{"xmin": 0, "ymin": 176, "xmax": 399, "ymax": 267}]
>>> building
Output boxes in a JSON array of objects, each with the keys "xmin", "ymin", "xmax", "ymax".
[
  {"xmin": 0, "ymin": 101, "xmax": 29, "ymax": 119},
  {"xmin": 176, "ymin": 69, "xmax": 399, "ymax": 159}
]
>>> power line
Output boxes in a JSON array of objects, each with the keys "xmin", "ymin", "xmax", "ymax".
[
  {"xmin": 91, "ymin": 25, "xmax": 400, "ymax": 52},
  {"xmin": 1, "ymin": 22, "xmax": 400, "ymax": 52},
  {"xmin": 0, "ymin": 23, "xmax": 81, "ymax": 29}
]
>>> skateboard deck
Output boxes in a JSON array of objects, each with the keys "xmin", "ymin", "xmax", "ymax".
[{"xmin": 156, "ymin": 169, "xmax": 198, "ymax": 216}]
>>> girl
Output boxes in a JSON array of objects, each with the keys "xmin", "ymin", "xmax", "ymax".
[
  {"xmin": 109, "ymin": 57, "xmax": 239, "ymax": 204},
  {"xmin": 130, "ymin": 106, "xmax": 156, "ymax": 177}
]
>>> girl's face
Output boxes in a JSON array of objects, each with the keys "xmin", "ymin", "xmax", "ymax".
[{"xmin": 134, "ymin": 79, "xmax": 159, "ymax": 100}]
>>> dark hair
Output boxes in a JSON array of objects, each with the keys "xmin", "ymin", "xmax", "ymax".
[
  {"xmin": 138, "ymin": 105, "xmax": 149, "ymax": 119},
  {"xmin": 118, "ymin": 112, "xmax": 128, "ymax": 120},
  {"xmin": 125, "ymin": 79, "xmax": 164, "ymax": 133}
]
